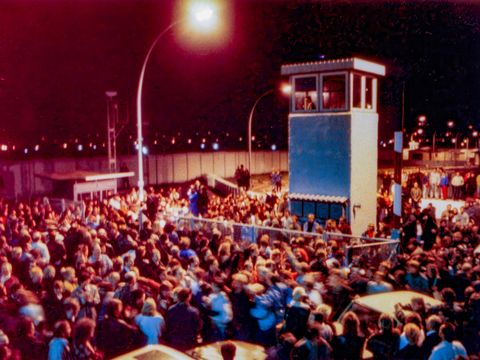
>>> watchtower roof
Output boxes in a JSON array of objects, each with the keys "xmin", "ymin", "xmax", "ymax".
[{"xmin": 281, "ymin": 57, "xmax": 385, "ymax": 76}]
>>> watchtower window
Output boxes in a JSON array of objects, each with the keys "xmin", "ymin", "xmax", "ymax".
[
  {"xmin": 294, "ymin": 76, "xmax": 318, "ymax": 111},
  {"xmin": 322, "ymin": 74, "xmax": 346, "ymax": 110}
]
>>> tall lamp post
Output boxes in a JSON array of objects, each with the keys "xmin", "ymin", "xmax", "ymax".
[
  {"xmin": 136, "ymin": 3, "xmax": 219, "ymax": 203},
  {"xmin": 247, "ymin": 84, "xmax": 291, "ymax": 173},
  {"xmin": 247, "ymin": 89, "xmax": 273, "ymax": 173}
]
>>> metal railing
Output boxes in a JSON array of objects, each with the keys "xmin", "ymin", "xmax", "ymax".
[
  {"xmin": 203, "ymin": 174, "xmax": 240, "ymax": 197},
  {"xmin": 170, "ymin": 215, "xmax": 399, "ymax": 266},
  {"xmin": 346, "ymin": 240, "xmax": 401, "ymax": 268},
  {"xmin": 46, "ymin": 197, "xmax": 86, "ymax": 222}
]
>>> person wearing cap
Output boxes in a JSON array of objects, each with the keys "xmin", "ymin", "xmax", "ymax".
[{"xmin": 135, "ymin": 297, "xmax": 165, "ymax": 345}]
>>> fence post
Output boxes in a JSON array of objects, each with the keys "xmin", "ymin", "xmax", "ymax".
[
  {"xmin": 322, "ymin": 232, "xmax": 328, "ymax": 243},
  {"xmin": 80, "ymin": 201, "xmax": 86, "ymax": 222},
  {"xmin": 252, "ymin": 224, "xmax": 257, "ymax": 243}
]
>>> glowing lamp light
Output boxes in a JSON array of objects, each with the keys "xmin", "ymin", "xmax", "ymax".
[
  {"xmin": 0, "ymin": 145, "xmax": 7, "ymax": 152},
  {"xmin": 447, "ymin": 120, "xmax": 455, "ymax": 128},
  {"xmin": 271, "ymin": 144, "xmax": 277, "ymax": 151},
  {"xmin": 451, "ymin": 138, "xmax": 456, "ymax": 144},
  {"xmin": 212, "ymin": 142, "xmax": 219, "ymax": 150},
  {"xmin": 63, "ymin": 143, "xmax": 68, "ymax": 149},
  {"xmin": 418, "ymin": 115, "xmax": 427, "ymax": 123},
  {"xmin": 77, "ymin": 144, "xmax": 83, "ymax": 151},
  {"xmin": 142, "ymin": 146, "xmax": 148, "ymax": 155},
  {"xmin": 473, "ymin": 131, "xmax": 478, "ymax": 137},
  {"xmin": 188, "ymin": 138, "xmax": 192, "ymax": 144},
  {"xmin": 185, "ymin": 0, "xmax": 220, "ymax": 34},
  {"xmin": 24, "ymin": 148, "xmax": 28, "ymax": 154},
  {"xmin": 281, "ymin": 84, "xmax": 292, "ymax": 95},
  {"xmin": 200, "ymin": 143, "xmax": 206, "ymax": 150},
  {"xmin": 194, "ymin": 6, "xmax": 213, "ymax": 22},
  {"xmin": 417, "ymin": 128, "xmax": 424, "ymax": 135},
  {"xmin": 93, "ymin": 145, "xmax": 97, "ymax": 150},
  {"xmin": 34, "ymin": 145, "xmax": 39, "ymax": 151}
]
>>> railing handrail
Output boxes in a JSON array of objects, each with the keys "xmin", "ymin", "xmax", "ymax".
[
  {"xmin": 208, "ymin": 174, "xmax": 238, "ymax": 189},
  {"xmin": 348, "ymin": 239, "xmax": 400, "ymax": 249},
  {"xmin": 173, "ymin": 214, "xmax": 398, "ymax": 245}
]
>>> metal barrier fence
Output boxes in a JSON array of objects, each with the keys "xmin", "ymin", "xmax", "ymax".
[
  {"xmin": 346, "ymin": 240, "xmax": 400, "ymax": 268},
  {"xmin": 171, "ymin": 215, "xmax": 399, "ymax": 267},
  {"xmin": 46, "ymin": 197, "xmax": 86, "ymax": 222}
]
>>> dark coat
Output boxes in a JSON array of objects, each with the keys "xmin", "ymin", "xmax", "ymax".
[
  {"xmin": 422, "ymin": 332, "xmax": 441, "ymax": 359},
  {"xmin": 97, "ymin": 317, "xmax": 140, "ymax": 359},
  {"xmin": 165, "ymin": 302, "xmax": 202, "ymax": 350}
]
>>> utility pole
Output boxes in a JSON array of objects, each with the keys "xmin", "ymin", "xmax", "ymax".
[{"xmin": 106, "ymin": 91, "xmax": 118, "ymax": 173}]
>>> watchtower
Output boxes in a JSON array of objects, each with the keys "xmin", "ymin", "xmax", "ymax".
[{"xmin": 281, "ymin": 57, "xmax": 386, "ymax": 234}]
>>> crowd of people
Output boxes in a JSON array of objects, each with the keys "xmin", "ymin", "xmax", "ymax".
[
  {"xmin": 0, "ymin": 176, "xmax": 479, "ymax": 360},
  {"xmin": 377, "ymin": 169, "xmax": 480, "ymax": 226}
]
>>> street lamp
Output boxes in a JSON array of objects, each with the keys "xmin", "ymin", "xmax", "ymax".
[
  {"xmin": 418, "ymin": 115, "xmax": 427, "ymax": 126},
  {"xmin": 136, "ymin": 2, "xmax": 220, "ymax": 203},
  {"xmin": 247, "ymin": 84, "xmax": 290, "ymax": 172}
]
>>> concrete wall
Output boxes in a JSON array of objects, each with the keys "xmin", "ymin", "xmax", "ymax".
[
  {"xmin": 0, "ymin": 150, "xmax": 288, "ymax": 199},
  {"xmin": 350, "ymin": 111, "xmax": 378, "ymax": 235}
]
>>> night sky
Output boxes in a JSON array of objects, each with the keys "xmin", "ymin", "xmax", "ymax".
[{"xmin": 1, "ymin": 0, "xmax": 480, "ymax": 155}]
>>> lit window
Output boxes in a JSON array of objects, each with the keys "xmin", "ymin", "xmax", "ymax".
[
  {"xmin": 352, "ymin": 74, "xmax": 362, "ymax": 108},
  {"xmin": 322, "ymin": 74, "xmax": 346, "ymax": 110},
  {"xmin": 294, "ymin": 76, "xmax": 317, "ymax": 111}
]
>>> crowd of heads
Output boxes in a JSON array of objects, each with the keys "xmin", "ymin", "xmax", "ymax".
[{"xmin": 0, "ymin": 177, "xmax": 478, "ymax": 359}]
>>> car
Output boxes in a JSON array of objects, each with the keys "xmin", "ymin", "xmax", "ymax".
[
  {"xmin": 186, "ymin": 340, "xmax": 267, "ymax": 360},
  {"xmin": 113, "ymin": 344, "xmax": 195, "ymax": 360},
  {"xmin": 333, "ymin": 290, "xmax": 444, "ymax": 359}
]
